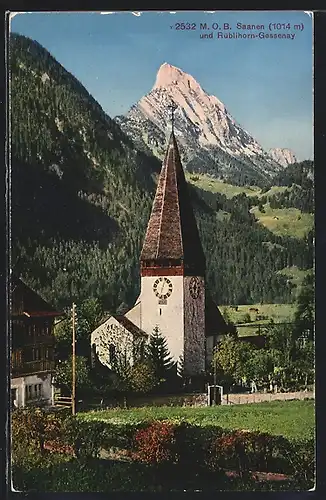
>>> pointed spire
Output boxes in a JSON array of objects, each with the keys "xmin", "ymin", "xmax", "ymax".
[
  {"xmin": 168, "ymin": 101, "xmax": 177, "ymax": 133},
  {"xmin": 140, "ymin": 122, "xmax": 206, "ymax": 276}
]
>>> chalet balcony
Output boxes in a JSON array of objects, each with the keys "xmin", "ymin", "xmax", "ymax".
[
  {"xmin": 12, "ymin": 332, "xmax": 55, "ymax": 349},
  {"xmin": 12, "ymin": 360, "xmax": 55, "ymax": 376}
]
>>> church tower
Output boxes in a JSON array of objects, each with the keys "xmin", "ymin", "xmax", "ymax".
[{"xmin": 136, "ymin": 111, "xmax": 206, "ymax": 377}]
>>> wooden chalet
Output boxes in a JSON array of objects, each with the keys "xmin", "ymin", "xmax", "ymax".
[{"xmin": 11, "ymin": 275, "xmax": 62, "ymax": 408}]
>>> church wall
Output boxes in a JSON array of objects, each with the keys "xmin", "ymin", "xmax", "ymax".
[
  {"xmin": 139, "ymin": 275, "xmax": 184, "ymax": 365},
  {"xmin": 125, "ymin": 302, "xmax": 141, "ymax": 328},
  {"xmin": 183, "ymin": 276, "xmax": 206, "ymax": 376},
  {"xmin": 90, "ymin": 317, "xmax": 134, "ymax": 369}
]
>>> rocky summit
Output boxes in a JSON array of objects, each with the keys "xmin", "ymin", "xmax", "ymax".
[
  {"xmin": 116, "ymin": 63, "xmax": 290, "ymax": 186},
  {"xmin": 268, "ymin": 148, "xmax": 298, "ymax": 168}
]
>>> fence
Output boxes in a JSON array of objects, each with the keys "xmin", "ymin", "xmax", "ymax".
[
  {"xmin": 222, "ymin": 390, "xmax": 314, "ymax": 405},
  {"xmin": 53, "ymin": 396, "xmax": 72, "ymax": 408}
]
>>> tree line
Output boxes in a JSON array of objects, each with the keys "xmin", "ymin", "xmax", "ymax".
[
  {"xmin": 10, "ymin": 33, "xmax": 313, "ymax": 311},
  {"xmin": 51, "ymin": 270, "xmax": 314, "ymax": 400},
  {"xmin": 213, "ymin": 272, "xmax": 314, "ymax": 394}
]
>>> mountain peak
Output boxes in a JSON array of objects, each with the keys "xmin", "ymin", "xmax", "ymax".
[
  {"xmin": 268, "ymin": 148, "xmax": 297, "ymax": 167},
  {"xmin": 118, "ymin": 63, "xmax": 284, "ymax": 184},
  {"xmin": 154, "ymin": 62, "xmax": 200, "ymax": 92}
]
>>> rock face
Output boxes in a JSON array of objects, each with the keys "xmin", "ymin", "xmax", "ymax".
[
  {"xmin": 116, "ymin": 62, "xmax": 285, "ymax": 185},
  {"xmin": 268, "ymin": 148, "xmax": 298, "ymax": 168}
]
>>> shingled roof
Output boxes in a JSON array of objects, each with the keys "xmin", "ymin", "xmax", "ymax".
[
  {"xmin": 140, "ymin": 132, "xmax": 206, "ymax": 275},
  {"xmin": 11, "ymin": 275, "xmax": 62, "ymax": 318},
  {"xmin": 114, "ymin": 315, "xmax": 148, "ymax": 338},
  {"xmin": 205, "ymin": 292, "xmax": 233, "ymax": 337}
]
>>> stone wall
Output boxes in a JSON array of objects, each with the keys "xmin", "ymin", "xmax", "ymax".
[
  {"xmin": 91, "ymin": 317, "xmax": 135, "ymax": 368},
  {"xmin": 127, "ymin": 392, "xmax": 208, "ymax": 408},
  {"xmin": 183, "ymin": 276, "xmax": 205, "ymax": 376},
  {"xmin": 222, "ymin": 390, "xmax": 315, "ymax": 405}
]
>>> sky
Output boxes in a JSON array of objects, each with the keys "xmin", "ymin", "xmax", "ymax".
[{"xmin": 10, "ymin": 11, "xmax": 313, "ymax": 161}]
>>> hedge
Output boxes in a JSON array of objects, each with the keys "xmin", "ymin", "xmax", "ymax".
[{"xmin": 11, "ymin": 409, "xmax": 314, "ymax": 490}]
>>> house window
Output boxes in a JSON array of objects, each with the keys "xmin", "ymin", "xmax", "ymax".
[
  {"xmin": 45, "ymin": 348, "xmax": 53, "ymax": 360},
  {"xmin": 33, "ymin": 348, "xmax": 41, "ymax": 361},
  {"xmin": 34, "ymin": 384, "xmax": 42, "ymax": 398},
  {"xmin": 109, "ymin": 344, "xmax": 116, "ymax": 364},
  {"xmin": 25, "ymin": 385, "xmax": 33, "ymax": 401},
  {"xmin": 11, "ymin": 388, "xmax": 18, "ymax": 408},
  {"xmin": 11, "ymin": 350, "xmax": 22, "ymax": 368}
]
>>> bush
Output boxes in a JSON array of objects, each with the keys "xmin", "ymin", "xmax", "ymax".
[
  {"xmin": 284, "ymin": 438, "xmax": 315, "ymax": 489},
  {"xmin": 62, "ymin": 418, "xmax": 106, "ymax": 460},
  {"xmin": 132, "ymin": 421, "xmax": 177, "ymax": 465},
  {"xmin": 206, "ymin": 430, "xmax": 250, "ymax": 476},
  {"xmin": 12, "ymin": 410, "xmax": 314, "ymax": 491},
  {"xmin": 11, "ymin": 408, "xmax": 64, "ymax": 467},
  {"xmin": 174, "ymin": 423, "xmax": 223, "ymax": 469}
]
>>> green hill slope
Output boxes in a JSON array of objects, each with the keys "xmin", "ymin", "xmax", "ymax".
[{"xmin": 10, "ymin": 33, "xmax": 313, "ymax": 310}]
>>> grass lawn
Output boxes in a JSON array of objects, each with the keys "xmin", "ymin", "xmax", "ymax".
[
  {"xmin": 186, "ymin": 173, "xmax": 261, "ymax": 198},
  {"xmin": 224, "ymin": 303, "xmax": 296, "ymax": 325},
  {"xmin": 250, "ymin": 203, "xmax": 313, "ymax": 239},
  {"xmin": 186, "ymin": 173, "xmax": 290, "ymax": 200},
  {"xmin": 80, "ymin": 399, "xmax": 314, "ymax": 441},
  {"xmin": 186, "ymin": 174, "xmax": 313, "ymax": 239}
]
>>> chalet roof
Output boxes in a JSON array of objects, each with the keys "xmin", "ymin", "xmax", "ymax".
[
  {"xmin": 11, "ymin": 275, "xmax": 62, "ymax": 318},
  {"xmin": 140, "ymin": 132, "xmax": 205, "ymax": 275},
  {"xmin": 114, "ymin": 315, "xmax": 148, "ymax": 338},
  {"xmin": 205, "ymin": 292, "xmax": 232, "ymax": 337}
]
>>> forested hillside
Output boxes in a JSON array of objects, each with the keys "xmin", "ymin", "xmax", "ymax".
[{"xmin": 10, "ymin": 33, "xmax": 313, "ymax": 311}]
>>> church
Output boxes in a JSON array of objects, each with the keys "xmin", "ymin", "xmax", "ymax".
[{"xmin": 91, "ymin": 116, "xmax": 231, "ymax": 377}]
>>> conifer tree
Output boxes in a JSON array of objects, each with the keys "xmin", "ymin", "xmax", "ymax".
[{"xmin": 147, "ymin": 326, "xmax": 175, "ymax": 384}]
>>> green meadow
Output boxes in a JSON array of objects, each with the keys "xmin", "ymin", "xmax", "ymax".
[{"xmin": 80, "ymin": 399, "xmax": 314, "ymax": 441}]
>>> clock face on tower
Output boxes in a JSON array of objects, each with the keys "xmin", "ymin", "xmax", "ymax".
[
  {"xmin": 153, "ymin": 277, "xmax": 173, "ymax": 300},
  {"xmin": 189, "ymin": 276, "xmax": 201, "ymax": 299}
]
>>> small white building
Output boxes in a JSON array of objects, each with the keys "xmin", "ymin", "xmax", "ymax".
[{"xmin": 91, "ymin": 314, "xmax": 148, "ymax": 369}]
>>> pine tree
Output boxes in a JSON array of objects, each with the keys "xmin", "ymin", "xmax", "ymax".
[{"xmin": 147, "ymin": 327, "xmax": 175, "ymax": 384}]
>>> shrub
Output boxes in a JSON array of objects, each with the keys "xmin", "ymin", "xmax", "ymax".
[
  {"xmin": 11, "ymin": 408, "xmax": 64, "ymax": 468},
  {"xmin": 12, "ymin": 409, "xmax": 314, "ymax": 491},
  {"xmin": 174, "ymin": 423, "xmax": 223, "ymax": 469},
  {"xmin": 62, "ymin": 418, "xmax": 106, "ymax": 460},
  {"xmin": 100, "ymin": 421, "xmax": 145, "ymax": 450},
  {"xmin": 130, "ymin": 362, "xmax": 159, "ymax": 393},
  {"xmin": 284, "ymin": 438, "xmax": 315, "ymax": 489},
  {"xmin": 133, "ymin": 421, "xmax": 177, "ymax": 465},
  {"xmin": 201, "ymin": 429, "xmax": 294, "ymax": 477},
  {"xmin": 206, "ymin": 430, "xmax": 249, "ymax": 476}
]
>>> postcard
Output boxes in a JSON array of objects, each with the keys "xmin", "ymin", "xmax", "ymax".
[{"xmin": 8, "ymin": 10, "xmax": 314, "ymax": 492}]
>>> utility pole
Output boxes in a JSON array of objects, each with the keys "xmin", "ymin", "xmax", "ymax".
[
  {"xmin": 213, "ymin": 344, "xmax": 217, "ymax": 406},
  {"xmin": 72, "ymin": 302, "xmax": 76, "ymax": 416}
]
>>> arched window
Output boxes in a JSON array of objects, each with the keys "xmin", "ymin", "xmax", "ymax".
[{"xmin": 109, "ymin": 344, "xmax": 116, "ymax": 364}]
